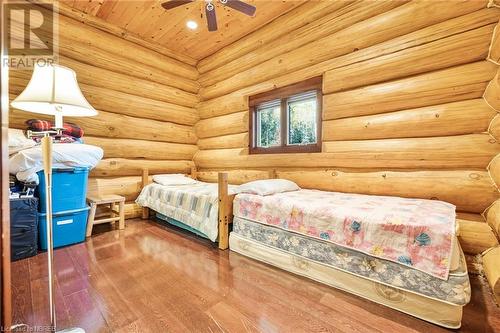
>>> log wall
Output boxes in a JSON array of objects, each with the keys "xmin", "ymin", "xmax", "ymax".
[
  {"xmin": 194, "ymin": 0, "xmax": 500, "ymax": 254},
  {"xmin": 9, "ymin": 5, "xmax": 197, "ymax": 218}
]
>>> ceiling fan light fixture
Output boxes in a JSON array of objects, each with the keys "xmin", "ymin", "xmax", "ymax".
[
  {"xmin": 186, "ymin": 20, "xmax": 198, "ymax": 29},
  {"xmin": 162, "ymin": 0, "xmax": 256, "ymax": 32}
]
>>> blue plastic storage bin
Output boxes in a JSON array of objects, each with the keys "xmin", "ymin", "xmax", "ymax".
[
  {"xmin": 38, "ymin": 206, "xmax": 90, "ymax": 250},
  {"xmin": 37, "ymin": 167, "xmax": 89, "ymax": 213}
]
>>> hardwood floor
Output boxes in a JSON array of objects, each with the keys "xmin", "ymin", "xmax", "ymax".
[{"xmin": 11, "ymin": 219, "xmax": 500, "ymax": 333}]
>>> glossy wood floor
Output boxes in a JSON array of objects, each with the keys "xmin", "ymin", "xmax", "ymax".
[{"xmin": 11, "ymin": 219, "xmax": 500, "ymax": 333}]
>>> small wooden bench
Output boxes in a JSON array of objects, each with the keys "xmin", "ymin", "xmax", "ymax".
[{"xmin": 86, "ymin": 194, "xmax": 125, "ymax": 237}]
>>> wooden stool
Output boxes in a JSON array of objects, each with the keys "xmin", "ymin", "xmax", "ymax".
[{"xmin": 86, "ymin": 194, "xmax": 125, "ymax": 237}]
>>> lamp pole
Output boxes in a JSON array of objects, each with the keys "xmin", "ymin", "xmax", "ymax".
[{"xmin": 41, "ymin": 134, "xmax": 56, "ymax": 329}]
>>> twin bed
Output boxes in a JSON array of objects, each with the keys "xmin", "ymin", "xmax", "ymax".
[
  {"xmin": 137, "ymin": 169, "xmax": 236, "ymax": 249},
  {"xmin": 136, "ymin": 170, "xmax": 470, "ymax": 328}
]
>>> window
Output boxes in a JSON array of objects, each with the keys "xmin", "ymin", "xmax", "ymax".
[{"xmin": 249, "ymin": 77, "xmax": 322, "ymax": 154}]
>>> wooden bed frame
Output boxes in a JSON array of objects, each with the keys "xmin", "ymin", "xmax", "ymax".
[{"xmin": 140, "ymin": 167, "xmax": 235, "ymax": 250}]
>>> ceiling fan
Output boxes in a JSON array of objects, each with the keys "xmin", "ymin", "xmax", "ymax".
[{"xmin": 161, "ymin": 0, "xmax": 257, "ymax": 32}]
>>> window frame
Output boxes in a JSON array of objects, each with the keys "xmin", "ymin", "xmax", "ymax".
[{"xmin": 248, "ymin": 77, "xmax": 322, "ymax": 155}]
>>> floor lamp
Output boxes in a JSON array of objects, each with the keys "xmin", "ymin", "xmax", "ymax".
[{"xmin": 11, "ymin": 63, "xmax": 97, "ymax": 333}]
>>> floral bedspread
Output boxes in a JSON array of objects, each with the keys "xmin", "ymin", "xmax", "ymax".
[{"xmin": 234, "ymin": 189, "xmax": 456, "ymax": 280}]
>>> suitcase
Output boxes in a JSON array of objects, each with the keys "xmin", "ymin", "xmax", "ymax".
[{"xmin": 10, "ymin": 197, "xmax": 38, "ymax": 261}]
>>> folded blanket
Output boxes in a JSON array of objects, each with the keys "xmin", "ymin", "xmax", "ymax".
[
  {"xmin": 9, "ymin": 143, "xmax": 103, "ymax": 183},
  {"xmin": 26, "ymin": 119, "xmax": 84, "ymax": 138}
]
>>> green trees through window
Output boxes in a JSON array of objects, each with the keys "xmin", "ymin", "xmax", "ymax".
[
  {"xmin": 256, "ymin": 91, "xmax": 318, "ymax": 148},
  {"xmin": 256, "ymin": 104, "xmax": 280, "ymax": 148},
  {"xmin": 249, "ymin": 77, "xmax": 322, "ymax": 154},
  {"xmin": 288, "ymin": 95, "xmax": 317, "ymax": 145}
]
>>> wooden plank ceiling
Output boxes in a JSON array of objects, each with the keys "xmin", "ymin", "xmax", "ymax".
[{"xmin": 61, "ymin": 0, "xmax": 305, "ymax": 60}]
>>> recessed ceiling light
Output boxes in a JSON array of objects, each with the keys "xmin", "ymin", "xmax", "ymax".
[{"xmin": 186, "ymin": 20, "xmax": 198, "ymax": 30}]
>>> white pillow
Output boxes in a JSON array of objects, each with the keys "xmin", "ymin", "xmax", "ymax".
[
  {"xmin": 236, "ymin": 179, "xmax": 300, "ymax": 196},
  {"xmin": 153, "ymin": 174, "xmax": 197, "ymax": 186},
  {"xmin": 8, "ymin": 129, "xmax": 35, "ymax": 148}
]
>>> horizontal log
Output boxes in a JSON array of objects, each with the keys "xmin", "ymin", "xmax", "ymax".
[
  {"xmin": 197, "ymin": 170, "xmax": 274, "ymax": 185},
  {"xmin": 91, "ymin": 159, "xmax": 194, "ymax": 177},
  {"xmin": 9, "ymin": 107, "xmax": 197, "ymax": 144},
  {"xmin": 323, "ymin": 99, "xmax": 496, "ymax": 141},
  {"xmin": 9, "ymin": 74, "xmax": 198, "ymax": 126},
  {"xmin": 195, "ymin": 111, "xmax": 248, "ymax": 139},
  {"xmin": 197, "ymin": 133, "xmax": 248, "ymax": 150},
  {"xmin": 198, "ymin": 94, "xmax": 248, "ymax": 119},
  {"xmin": 195, "ymin": 134, "xmax": 499, "ymax": 170},
  {"xmin": 55, "ymin": 57, "xmax": 198, "ymax": 107},
  {"xmin": 276, "ymin": 169, "xmax": 498, "ymax": 213},
  {"xmin": 87, "ymin": 176, "xmax": 147, "ymax": 202},
  {"xmin": 62, "ymin": 43, "xmax": 199, "ymax": 94},
  {"xmin": 199, "ymin": 0, "xmax": 487, "ymax": 100},
  {"xmin": 197, "ymin": 1, "xmax": 349, "ymax": 74},
  {"xmin": 483, "ymin": 246, "xmax": 500, "ymax": 303},
  {"xmin": 323, "ymin": 61, "xmax": 496, "ymax": 120},
  {"xmin": 457, "ymin": 219, "xmax": 499, "ymax": 254},
  {"xmin": 484, "ymin": 69, "xmax": 500, "ymax": 111},
  {"xmin": 199, "ymin": 1, "xmax": 401, "ymax": 87},
  {"xmin": 485, "ymin": 199, "xmax": 500, "ymax": 237},
  {"xmin": 323, "ymin": 24, "xmax": 495, "ymax": 93},
  {"xmin": 48, "ymin": 1, "xmax": 197, "ymax": 66},
  {"xmin": 322, "ymin": 134, "xmax": 498, "ymax": 169},
  {"xmin": 60, "ymin": 43, "xmax": 199, "ymax": 93},
  {"xmin": 84, "ymin": 137, "xmax": 198, "ymax": 160},
  {"xmin": 124, "ymin": 203, "xmax": 142, "ymax": 220}
]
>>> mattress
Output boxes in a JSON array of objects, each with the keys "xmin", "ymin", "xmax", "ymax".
[
  {"xmin": 9, "ymin": 143, "xmax": 103, "ymax": 183},
  {"xmin": 232, "ymin": 216, "xmax": 469, "ymax": 306},
  {"xmin": 136, "ymin": 181, "xmax": 237, "ymax": 242},
  {"xmin": 229, "ymin": 233, "xmax": 464, "ymax": 329},
  {"xmin": 234, "ymin": 189, "xmax": 456, "ymax": 279}
]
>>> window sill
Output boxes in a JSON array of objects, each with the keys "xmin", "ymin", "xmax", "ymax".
[{"xmin": 249, "ymin": 145, "xmax": 321, "ymax": 155}]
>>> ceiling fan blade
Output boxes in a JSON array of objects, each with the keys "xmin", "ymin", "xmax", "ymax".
[
  {"xmin": 206, "ymin": 4, "xmax": 218, "ymax": 32},
  {"xmin": 222, "ymin": 0, "xmax": 256, "ymax": 16},
  {"xmin": 161, "ymin": 0, "xmax": 193, "ymax": 10}
]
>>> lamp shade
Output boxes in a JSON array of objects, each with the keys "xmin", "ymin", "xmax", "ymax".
[{"xmin": 10, "ymin": 63, "xmax": 97, "ymax": 117}]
